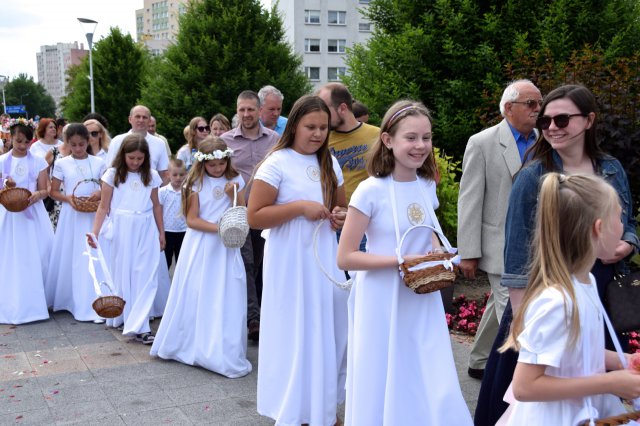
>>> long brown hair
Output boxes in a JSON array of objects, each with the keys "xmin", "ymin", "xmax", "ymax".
[
  {"xmin": 111, "ymin": 133, "xmax": 152, "ymax": 187},
  {"xmin": 264, "ymin": 95, "xmax": 338, "ymax": 209},
  {"xmin": 366, "ymin": 100, "xmax": 437, "ymax": 179},
  {"xmin": 181, "ymin": 136, "xmax": 239, "ymax": 217},
  {"xmin": 501, "ymin": 173, "xmax": 620, "ymax": 352}
]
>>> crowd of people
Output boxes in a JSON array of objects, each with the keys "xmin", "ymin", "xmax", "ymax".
[{"xmin": 0, "ymin": 80, "xmax": 638, "ymax": 425}]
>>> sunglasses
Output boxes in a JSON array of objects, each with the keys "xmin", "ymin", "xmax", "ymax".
[
  {"xmin": 536, "ymin": 113, "xmax": 587, "ymax": 130},
  {"xmin": 511, "ymin": 99, "xmax": 543, "ymax": 109},
  {"xmin": 196, "ymin": 126, "xmax": 211, "ymax": 132},
  {"xmin": 89, "ymin": 131, "xmax": 101, "ymax": 138}
]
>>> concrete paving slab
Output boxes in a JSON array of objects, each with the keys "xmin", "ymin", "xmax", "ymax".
[
  {"xmin": 48, "ymin": 399, "xmax": 117, "ymax": 424},
  {"xmin": 121, "ymin": 407, "xmax": 193, "ymax": 425},
  {"xmin": 0, "ymin": 408, "xmax": 54, "ymax": 425},
  {"xmin": 98, "ymin": 377, "xmax": 162, "ymax": 400},
  {"xmin": 179, "ymin": 399, "xmax": 251, "ymax": 425},
  {"xmin": 41, "ymin": 382, "xmax": 108, "ymax": 408},
  {"xmin": 108, "ymin": 389, "xmax": 175, "ymax": 416},
  {"xmin": 165, "ymin": 382, "xmax": 226, "ymax": 406}
]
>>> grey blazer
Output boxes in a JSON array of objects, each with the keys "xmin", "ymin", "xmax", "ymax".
[{"xmin": 457, "ymin": 119, "xmax": 524, "ymax": 275}]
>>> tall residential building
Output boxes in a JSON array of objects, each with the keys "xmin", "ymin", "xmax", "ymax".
[
  {"xmin": 136, "ymin": 0, "xmax": 187, "ymax": 56},
  {"xmin": 36, "ymin": 42, "xmax": 88, "ymax": 113},
  {"xmin": 275, "ymin": 0, "xmax": 373, "ymax": 88}
]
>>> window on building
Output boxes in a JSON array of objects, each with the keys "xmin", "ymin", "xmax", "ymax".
[
  {"xmin": 304, "ymin": 10, "xmax": 320, "ymax": 24},
  {"xmin": 359, "ymin": 0, "xmax": 370, "ymax": 3},
  {"xmin": 327, "ymin": 39, "xmax": 347, "ymax": 53},
  {"xmin": 327, "ymin": 67, "xmax": 346, "ymax": 81},
  {"xmin": 359, "ymin": 22, "xmax": 372, "ymax": 32},
  {"xmin": 328, "ymin": 10, "xmax": 346, "ymax": 25},
  {"xmin": 304, "ymin": 38, "xmax": 321, "ymax": 53},
  {"xmin": 305, "ymin": 67, "xmax": 320, "ymax": 81}
]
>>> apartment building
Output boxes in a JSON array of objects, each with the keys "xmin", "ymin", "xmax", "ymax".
[
  {"xmin": 275, "ymin": 0, "xmax": 373, "ymax": 88},
  {"xmin": 36, "ymin": 42, "xmax": 88, "ymax": 112},
  {"xmin": 136, "ymin": 0, "xmax": 188, "ymax": 56}
]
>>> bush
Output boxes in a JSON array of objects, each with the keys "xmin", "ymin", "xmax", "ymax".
[{"xmin": 434, "ymin": 147, "xmax": 460, "ymax": 246}]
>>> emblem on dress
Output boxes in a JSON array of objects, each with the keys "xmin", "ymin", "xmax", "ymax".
[
  {"xmin": 14, "ymin": 163, "xmax": 27, "ymax": 177},
  {"xmin": 407, "ymin": 203, "xmax": 425, "ymax": 226},
  {"xmin": 306, "ymin": 165, "xmax": 320, "ymax": 182},
  {"xmin": 131, "ymin": 180, "xmax": 142, "ymax": 192},
  {"xmin": 76, "ymin": 165, "xmax": 87, "ymax": 176},
  {"xmin": 213, "ymin": 186, "xmax": 224, "ymax": 200}
]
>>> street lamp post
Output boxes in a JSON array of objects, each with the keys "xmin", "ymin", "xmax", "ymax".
[
  {"xmin": 0, "ymin": 75, "xmax": 7, "ymax": 114},
  {"xmin": 77, "ymin": 18, "xmax": 98, "ymax": 113}
]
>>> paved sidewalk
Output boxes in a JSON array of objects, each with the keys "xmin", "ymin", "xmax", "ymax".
[{"xmin": 0, "ymin": 312, "xmax": 481, "ymax": 425}]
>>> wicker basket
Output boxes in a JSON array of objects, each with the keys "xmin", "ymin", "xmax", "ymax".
[
  {"xmin": 71, "ymin": 179, "xmax": 100, "ymax": 212},
  {"xmin": 0, "ymin": 187, "xmax": 31, "ymax": 212},
  {"xmin": 92, "ymin": 294, "xmax": 125, "ymax": 318},
  {"xmin": 219, "ymin": 185, "xmax": 249, "ymax": 248},
  {"xmin": 581, "ymin": 411, "xmax": 640, "ymax": 425},
  {"xmin": 398, "ymin": 224, "xmax": 459, "ymax": 294}
]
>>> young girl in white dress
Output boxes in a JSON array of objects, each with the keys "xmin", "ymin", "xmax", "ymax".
[
  {"xmin": 0, "ymin": 119, "xmax": 52, "ymax": 324},
  {"xmin": 248, "ymin": 95, "xmax": 348, "ymax": 426},
  {"xmin": 497, "ymin": 173, "xmax": 640, "ymax": 425},
  {"xmin": 47, "ymin": 124, "xmax": 105, "ymax": 322},
  {"xmin": 151, "ymin": 137, "xmax": 251, "ymax": 378},
  {"xmin": 89, "ymin": 134, "xmax": 164, "ymax": 344},
  {"xmin": 337, "ymin": 100, "xmax": 472, "ymax": 425}
]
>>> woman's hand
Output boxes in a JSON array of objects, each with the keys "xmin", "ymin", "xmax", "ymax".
[
  {"xmin": 600, "ymin": 241, "xmax": 634, "ymax": 264},
  {"xmin": 329, "ymin": 206, "xmax": 347, "ymax": 231},
  {"xmin": 301, "ymin": 201, "xmax": 331, "ymax": 221}
]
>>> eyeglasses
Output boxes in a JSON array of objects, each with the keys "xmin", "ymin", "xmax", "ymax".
[
  {"xmin": 196, "ymin": 126, "xmax": 211, "ymax": 132},
  {"xmin": 89, "ymin": 131, "xmax": 101, "ymax": 138},
  {"xmin": 511, "ymin": 99, "xmax": 543, "ymax": 109},
  {"xmin": 536, "ymin": 113, "xmax": 587, "ymax": 130}
]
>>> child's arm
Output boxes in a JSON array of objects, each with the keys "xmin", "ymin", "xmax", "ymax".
[
  {"xmin": 512, "ymin": 360, "xmax": 640, "ymax": 402},
  {"xmin": 605, "ymin": 349, "xmax": 631, "ymax": 371},
  {"xmin": 28, "ymin": 168, "xmax": 49, "ymax": 205},
  {"xmin": 185, "ymin": 192, "xmax": 219, "ymax": 233},
  {"xmin": 151, "ymin": 187, "xmax": 165, "ymax": 250},
  {"xmin": 247, "ymin": 180, "xmax": 331, "ymax": 230},
  {"xmin": 337, "ymin": 206, "xmax": 400, "ymax": 271},
  {"xmin": 329, "ymin": 185, "xmax": 347, "ymax": 231},
  {"xmin": 50, "ymin": 177, "xmax": 72, "ymax": 204}
]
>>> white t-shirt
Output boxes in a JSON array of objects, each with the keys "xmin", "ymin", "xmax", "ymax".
[
  {"xmin": 29, "ymin": 139, "xmax": 63, "ymax": 158},
  {"xmin": 159, "ymin": 184, "xmax": 187, "ymax": 232},
  {"xmin": 105, "ymin": 131, "xmax": 169, "ymax": 173}
]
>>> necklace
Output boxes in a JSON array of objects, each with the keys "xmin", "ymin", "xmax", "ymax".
[{"xmin": 73, "ymin": 155, "xmax": 94, "ymax": 180}]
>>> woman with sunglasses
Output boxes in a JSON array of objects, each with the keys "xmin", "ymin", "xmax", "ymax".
[
  {"xmin": 177, "ymin": 116, "xmax": 210, "ymax": 170},
  {"xmin": 83, "ymin": 119, "xmax": 111, "ymax": 161},
  {"xmin": 474, "ymin": 84, "xmax": 639, "ymax": 426}
]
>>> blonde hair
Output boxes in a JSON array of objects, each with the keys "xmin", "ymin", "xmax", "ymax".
[
  {"xmin": 501, "ymin": 173, "xmax": 620, "ymax": 352},
  {"xmin": 186, "ymin": 116, "xmax": 208, "ymax": 150},
  {"xmin": 181, "ymin": 136, "xmax": 239, "ymax": 217},
  {"xmin": 366, "ymin": 100, "xmax": 437, "ymax": 179},
  {"xmin": 83, "ymin": 118, "xmax": 111, "ymax": 152}
]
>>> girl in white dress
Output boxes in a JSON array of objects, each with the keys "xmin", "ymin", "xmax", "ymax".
[
  {"xmin": 337, "ymin": 100, "xmax": 472, "ymax": 425},
  {"xmin": 89, "ymin": 134, "xmax": 164, "ymax": 344},
  {"xmin": 47, "ymin": 124, "xmax": 106, "ymax": 322},
  {"xmin": 151, "ymin": 137, "xmax": 251, "ymax": 378},
  {"xmin": 248, "ymin": 95, "xmax": 348, "ymax": 426},
  {"xmin": 497, "ymin": 173, "xmax": 640, "ymax": 425},
  {"xmin": 0, "ymin": 119, "xmax": 52, "ymax": 324}
]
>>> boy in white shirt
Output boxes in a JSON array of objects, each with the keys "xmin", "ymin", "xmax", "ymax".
[{"xmin": 159, "ymin": 158, "xmax": 187, "ymax": 269}]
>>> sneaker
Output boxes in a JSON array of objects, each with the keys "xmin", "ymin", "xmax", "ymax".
[
  {"xmin": 248, "ymin": 320, "xmax": 260, "ymax": 342},
  {"xmin": 136, "ymin": 333, "xmax": 155, "ymax": 345},
  {"xmin": 93, "ymin": 319, "xmax": 105, "ymax": 324}
]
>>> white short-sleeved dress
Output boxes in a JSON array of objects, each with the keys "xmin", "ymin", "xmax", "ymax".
[
  {"xmin": 0, "ymin": 152, "xmax": 53, "ymax": 324},
  {"xmin": 150, "ymin": 174, "xmax": 251, "ymax": 378},
  {"xmin": 345, "ymin": 176, "xmax": 472, "ymax": 426},
  {"xmin": 256, "ymin": 148, "xmax": 349, "ymax": 426},
  {"xmin": 46, "ymin": 155, "xmax": 106, "ymax": 321},
  {"xmin": 29, "ymin": 139, "xmax": 63, "ymax": 158},
  {"xmin": 502, "ymin": 274, "xmax": 625, "ymax": 425},
  {"xmin": 101, "ymin": 167, "xmax": 162, "ymax": 335}
]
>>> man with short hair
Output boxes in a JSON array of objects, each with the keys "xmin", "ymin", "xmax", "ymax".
[
  {"xmin": 148, "ymin": 116, "xmax": 172, "ymax": 156},
  {"xmin": 220, "ymin": 90, "xmax": 280, "ymax": 342},
  {"xmin": 105, "ymin": 105, "xmax": 170, "ymax": 183},
  {"xmin": 458, "ymin": 79, "xmax": 542, "ymax": 380},
  {"xmin": 316, "ymin": 83, "xmax": 378, "ymax": 206},
  {"xmin": 258, "ymin": 85, "xmax": 287, "ymax": 135}
]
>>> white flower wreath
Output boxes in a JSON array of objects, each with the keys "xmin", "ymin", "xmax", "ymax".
[{"xmin": 193, "ymin": 148, "xmax": 234, "ymax": 162}]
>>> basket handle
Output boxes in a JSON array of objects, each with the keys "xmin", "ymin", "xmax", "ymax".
[
  {"xmin": 396, "ymin": 224, "xmax": 456, "ymax": 266},
  {"xmin": 72, "ymin": 178, "xmax": 100, "ymax": 198},
  {"xmin": 84, "ymin": 233, "xmax": 116, "ymax": 297},
  {"xmin": 312, "ymin": 219, "xmax": 352, "ymax": 291},
  {"xmin": 231, "ymin": 183, "xmax": 237, "ymax": 208}
]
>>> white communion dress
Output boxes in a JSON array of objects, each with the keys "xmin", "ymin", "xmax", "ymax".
[
  {"xmin": 256, "ymin": 149, "xmax": 349, "ymax": 426},
  {"xmin": 344, "ymin": 176, "xmax": 472, "ymax": 426},
  {"xmin": 0, "ymin": 152, "xmax": 52, "ymax": 324},
  {"xmin": 47, "ymin": 155, "xmax": 106, "ymax": 321},
  {"xmin": 101, "ymin": 168, "xmax": 162, "ymax": 335},
  {"xmin": 150, "ymin": 174, "xmax": 251, "ymax": 377}
]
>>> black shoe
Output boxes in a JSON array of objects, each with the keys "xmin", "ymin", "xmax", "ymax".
[
  {"xmin": 468, "ymin": 367, "xmax": 484, "ymax": 380},
  {"xmin": 248, "ymin": 320, "xmax": 260, "ymax": 342}
]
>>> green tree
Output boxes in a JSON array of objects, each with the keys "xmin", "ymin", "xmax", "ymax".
[
  {"xmin": 62, "ymin": 27, "xmax": 149, "ymax": 135},
  {"xmin": 141, "ymin": 0, "xmax": 310, "ymax": 150},
  {"xmin": 4, "ymin": 74, "xmax": 56, "ymax": 119}
]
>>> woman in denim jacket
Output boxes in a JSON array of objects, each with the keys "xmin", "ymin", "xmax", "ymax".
[{"xmin": 474, "ymin": 84, "xmax": 639, "ymax": 426}]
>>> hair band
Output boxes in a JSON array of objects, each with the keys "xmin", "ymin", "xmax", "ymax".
[{"xmin": 193, "ymin": 148, "xmax": 233, "ymax": 162}]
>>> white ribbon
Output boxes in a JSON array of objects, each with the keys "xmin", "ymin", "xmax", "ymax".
[
  {"xmin": 406, "ymin": 254, "xmax": 461, "ymax": 273},
  {"xmin": 83, "ymin": 233, "xmax": 116, "ymax": 297}
]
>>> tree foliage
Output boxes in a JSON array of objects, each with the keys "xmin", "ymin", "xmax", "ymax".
[
  {"xmin": 345, "ymin": 0, "xmax": 640, "ymax": 159},
  {"xmin": 4, "ymin": 74, "xmax": 55, "ymax": 119},
  {"xmin": 62, "ymin": 27, "xmax": 150, "ymax": 135},
  {"xmin": 141, "ymin": 0, "xmax": 311, "ymax": 150}
]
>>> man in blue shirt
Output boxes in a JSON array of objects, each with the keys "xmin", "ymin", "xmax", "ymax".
[{"xmin": 258, "ymin": 85, "xmax": 288, "ymax": 135}]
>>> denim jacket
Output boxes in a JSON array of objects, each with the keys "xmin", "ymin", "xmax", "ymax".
[{"xmin": 502, "ymin": 151, "xmax": 639, "ymax": 288}]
